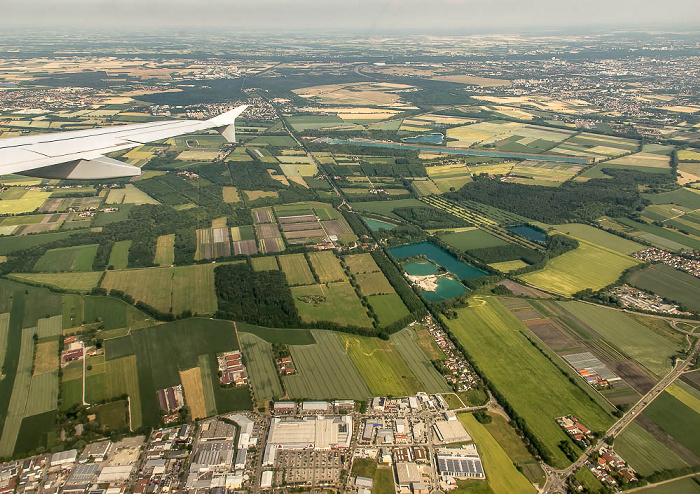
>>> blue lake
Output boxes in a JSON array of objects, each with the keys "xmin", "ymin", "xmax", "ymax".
[
  {"xmin": 389, "ymin": 241, "xmax": 488, "ymax": 280},
  {"xmin": 323, "ymin": 138, "xmax": 591, "ymax": 164},
  {"xmin": 402, "ymin": 133, "xmax": 444, "ymax": 145},
  {"xmin": 422, "ymin": 278, "xmax": 468, "ymax": 302},
  {"xmin": 507, "ymin": 225, "xmax": 547, "ymax": 243},
  {"xmin": 365, "ymin": 218, "xmax": 396, "ymax": 231}
]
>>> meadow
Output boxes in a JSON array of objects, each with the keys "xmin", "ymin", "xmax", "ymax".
[
  {"xmin": 238, "ymin": 332, "xmax": 285, "ymax": 402},
  {"xmin": 446, "ymin": 297, "xmax": 614, "ymax": 468},
  {"xmin": 108, "ymin": 240, "xmax": 131, "ymax": 269},
  {"xmin": 483, "ymin": 412, "xmax": 545, "ymax": 484},
  {"xmin": 105, "ymin": 184, "xmax": 158, "ymax": 205},
  {"xmin": 0, "ymin": 230, "xmax": 75, "ymax": 255},
  {"xmin": 308, "ymin": 251, "xmax": 346, "ymax": 283},
  {"xmin": 292, "ymin": 282, "xmax": 373, "ymax": 328},
  {"xmin": 340, "ymin": 333, "xmax": 421, "ymax": 396},
  {"xmin": 441, "ymin": 229, "xmax": 508, "ymax": 250},
  {"xmin": 628, "ymin": 263, "xmax": 700, "ymax": 313},
  {"xmin": 355, "ymin": 272, "xmax": 395, "ymax": 296},
  {"xmin": 250, "ymin": 256, "xmax": 280, "ymax": 271},
  {"xmin": 488, "ymin": 260, "xmax": 529, "ymax": 273},
  {"xmin": 519, "ymin": 237, "xmax": 640, "ymax": 296},
  {"xmin": 458, "ymin": 413, "xmax": 536, "ymax": 494},
  {"xmin": 367, "ymin": 294, "xmax": 410, "ymax": 326},
  {"xmin": 284, "ymin": 330, "xmax": 371, "ymax": 400},
  {"xmin": 344, "ymin": 253, "xmax": 380, "ymax": 274},
  {"xmin": 33, "ymin": 244, "xmax": 99, "ymax": 272},
  {"xmin": 278, "ymin": 253, "xmax": 315, "ymax": 285},
  {"xmin": 389, "ymin": 328, "xmax": 451, "ymax": 393},
  {"xmin": 550, "ymin": 223, "xmax": 643, "ymax": 254},
  {"xmin": 8, "ymin": 271, "xmax": 102, "ymax": 292},
  {"xmin": 556, "ymin": 301, "xmax": 684, "ymax": 377}
]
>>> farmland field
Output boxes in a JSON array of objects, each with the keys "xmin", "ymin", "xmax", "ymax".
[
  {"xmin": 292, "ymin": 282, "xmax": 373, "ymax": 328},
  {"xmin": 103, "ymin": 356, "xmax": 143, "ymax": 429},
  {"xmin": 105, "ymin": 184, "xmax": 158, "ymax": 205},
  {"xmin": 389, "ymin": 328, "xmax": 451, "ymax": 393},
  {"xmin": 0, "ymin": 189, "xmax": 51, "ymax": 214},
  {"xmin": 33, "ymin": 244, "xmax": 99, "ymax": 272},
  {"xmin": 84, "ymin": 296, "xmax": 149, "ymax": 330},
  {"xmin": 643, "ymin": 392, "xmax": 700, "ymax": 458},
  {"xmin": 556, "ymin": 301, "xmax": 684, "ymax": 377},
  {"xmin": 8, "ymin": 271, "xmax": 102, "ymax": 292},
  {"xmin": 308, "ymin": 251, "xmax": 346, "ymax": 283},
  {"xmin": 483, "ymin": 412, "xmax": 545, "ymax": 484},
  {"xmin": 278, "ymin": 253, "xmax": 315, "ymax": 285},
  {"xmin": 0, "ymin": 231, "xmax": 75, "ymax": 255},
  {"xmin": 489, "ymin": 260, "xmax": 529, "ymax": 272},
  {"xmin": 340, "ymin": 333, "xmax": 421, "ymax": 396},
  {"xmin": 101, "ymin": 264, "xmax": 218, "ymax": 315},
  {"xmin": 239, "ymin": 332, "xmax": 285, "ymax": 402},
  {"xmin": 550, "ymin": 223, "xmax": 644, "ymax": 254},
  {"xmin": 519, "ymin": 238, "xmax": 640, "ymax": 296},
  {"xmin": 33, "ymin": 341, "xmax": 59, "ymax": 376},
  {"xmin": 222, "ymin": 186, "xmax": 240, "ymax": 203},
  {"xmin": 458, "ymin": 413, "xmax": 536, "ymax": 494},
  {"xmin": 614, "ymin": 422, "xmax": 689, "ymax": 476},
  {"xmin": 628, "ymin": 263, "xmax": 700, "ymax": 313},
  {"xmin": 154, "ymin": 234, "xmax": 175, "ymax": 266},
  {"xmin": 446, "ymin": 297, "xmax": 614, "ymax": 468},
  {"xmin": 441, "ymin": 229, "xmax": 508, "ymax": 250},
  {"xmin": 284, "ymin": 330, "xmax": 370, "ymax": 400},
  {"xmin": 108, "ymin": 240, "xmax": 131, "ymax": 269},
  {"xmin": 344, "ymin": 253, "xmax": 380, "ymax": 274}
]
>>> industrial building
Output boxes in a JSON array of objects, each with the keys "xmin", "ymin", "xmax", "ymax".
[
  {"xmin": 436, "ymin": 445, "xmax": 485, "ymax": 479},
  {"xmin": 433, "ymin": 413, "xmax": 471, "ymax": 444},
  {"xmin": 263, "ymin": 416, "xmax": 352, "ymax": 465}
]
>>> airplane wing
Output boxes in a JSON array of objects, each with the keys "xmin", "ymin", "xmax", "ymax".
[{"xmin": 0, "ymin": 105, "xmax": 248, "ymax": 180}]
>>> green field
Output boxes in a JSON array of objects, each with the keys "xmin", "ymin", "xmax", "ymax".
[
  {"xmin": 350, "ymin": 198, "xmax": 426, "ymax": 220},
  {"xmin": 8, "ymin": 271, "xmax": 102, "ymax": 292},
  {"xmin": 239, "ymin": 332, "xmax": 285, "ymax": 402},
  {"xmin": 284, "ymin": 330, "xmax": 371, "ymax": 400},
  {"xmin": 519, "ymin": 237, "xmax": 640, "ymax": 296},
  {"xmin": 483, "ymin": 412, "xmax": 545, "ymax": 484},
  {"xmin": 278, "ymin": 253, "xmax": 316, "ymax": 286},
  {"xmin": 0, "ymin": 329, "xmax": 38, "ymax": 457},
  {"xmin": 616, "ymin": 217, "xmax": 700, "ymax": 252},
  {"xmin": 644, "ymin": 188, "xmax": 700, "ymax": 209},
  {"xmin": 635, "ymin": 477, "xmax": 700, "ymax": 493},
  {"xmin": 367, "ymin": 293, "xmax": 410, "ymax": 326},
  {"xmin": 292, "ymin": 282, "xmax": 373, "ymax": 328},
  {"xmin": 389, "ymin": 327, "xmax": 451, "ymax": 393},
  {"xmin": 34, "ymin": 244, "xmax": 99, "ymax": 272},
  {"xmin": 108, "ymin": 240, "xmax": 131, "ymax": 269},
  {"xmin": 83, "ymin": 296, "xmax": 149, "ymax": 330},
  {"xmin": 345, "ymin": 253, "xmax": 381, "ymax": 274},
  {"xmin": 0, "ymin": 230, "xmax": 75, "ymax": 255},
  {"xmin": 247, "ymin": 135, "xmax": 299, "ymax": 147},
  {"xmin": 458, "ymin": 413, "xmax": 536, "ymax": 494},
  {"xmin": 628, "ymin": 263, "xmax": 700, "ymax": 313},
  {"xmin": 488, "ymin": 260, "xmax": 529, "ymax": 273},
  {"xmin": 236, "ymin": 322, "xmax": 316, "ymax": 345},
  {"xmin": 340, "ymin": 333, "xmax": 421, "ymax": 396},
  {"xmin": 441, "ymin": 229, "xmax": 508, "ymax": 250},
  {"xmin": 556, "ymin": 301, "xmax": 684, "ymax": 377},
  {"xmin": 614, "ymin": 422, "xmax": 689, "ymax": 476},
  {"xmin": 446, "ymin": 297, "xmax": 613, "ymax": 467},
  {"xmin": 644, "ymin": 391, "xmax": 700, "ymax": 458},
  {"xmin": 36, "ymin": 315, "xmax": 62, "ymax": 339},
  {"xmin": 550, "ymin": 223, "xmax": 644, "ymax": 254},
  {"xmin": 308, "ymin": 251, "xmax": 346, "ymax": 283}
]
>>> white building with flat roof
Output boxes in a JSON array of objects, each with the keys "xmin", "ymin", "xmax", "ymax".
[{"xmin": 263, "ymin": 415, "xmax": 352, "ymax": 465}]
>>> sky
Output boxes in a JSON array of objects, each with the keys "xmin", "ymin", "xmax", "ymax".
[{"xmin": 1, "ymin": 0, "xmax": 699, "ymax": 32}]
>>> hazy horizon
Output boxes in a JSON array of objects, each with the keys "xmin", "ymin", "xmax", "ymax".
[{"xmin": 2, "ymin": 0, "xmax": 699, "ymax": 32}]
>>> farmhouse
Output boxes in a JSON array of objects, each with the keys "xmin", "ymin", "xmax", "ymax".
[{"xmin": 156, "ymin": 385, "xmax": 185, "ymax": 413}]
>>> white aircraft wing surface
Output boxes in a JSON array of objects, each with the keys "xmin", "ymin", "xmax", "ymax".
[{"xmin": 0, "ymin": 105, "xmax": 248, "ymax": 180}]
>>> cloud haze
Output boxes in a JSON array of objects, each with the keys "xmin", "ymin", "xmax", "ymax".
[{"xmin": 1, "ymin": 0, "xmax": 699, "ymax": 32}]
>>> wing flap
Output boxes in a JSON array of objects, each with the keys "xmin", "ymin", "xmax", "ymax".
[{"xmin": 18, "ymin": 155, "xmax": 141, "ymax": 180}]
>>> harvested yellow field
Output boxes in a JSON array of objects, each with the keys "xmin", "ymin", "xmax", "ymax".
[
  {"xmin": 432, "ymin": 74, "xmax": 511, "ymax": 87},
  {"xmin": 469, "ymin": 163, "xmax": 516, "ymax": 176},
  {"xmin": 0, "ymin": 190, "xmax": 51, "ymax": 214},
  {"xmin": 413, "ymin": 114, "xmax": 475, "ymax": 126},
  {"xmin": 492, "ymin": 105, "xmax": 535, "ymax": 120},
  {"xmin": 606, "ymin": 152, "xmax": 670, "ymax": 168},
  {"xmin": 154, "ymin": 234, "xmax": 175, "ymax": 266},
  {"xmin": 244, "ymin": 190, "xmax": 279, "ymax": 201},
  {"xmin": 179, "ymin": 367, "xmax": 208, "ymax": 419},
  {"xmin": 489, "ymin": 260, "xmax": 529, "ymax": 273},
  {"xmin": 679, "ymin": 149, "xmax": 700, "ymax": 161},
  {"xmin": 33, "ymin": 340, "xmax": 59, "ymax": 375},
  {"xmin": 176, "ymin": 149, "xmax": 220, "ymax": 161},
  {"xmin": 222, "ymin": 186, "xmax": 240, "ymax": 203},
  {"xmin": 661, "ymin": 105, "xmax": 700, "ymax": 114},
  {"xmin": 427, "ymin": 163, "xmax": 471, "ymax": 178},
  {"xmin": 106, "ymin": 184, "xmax": 158, "ymax": 205},
  {"xmin": 292, "ymin": 82, "xmax": 414, "ymax": 107},
  {"xmin": 211, "ymin": 217, "xmax": 227, "ymax": 228}
]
